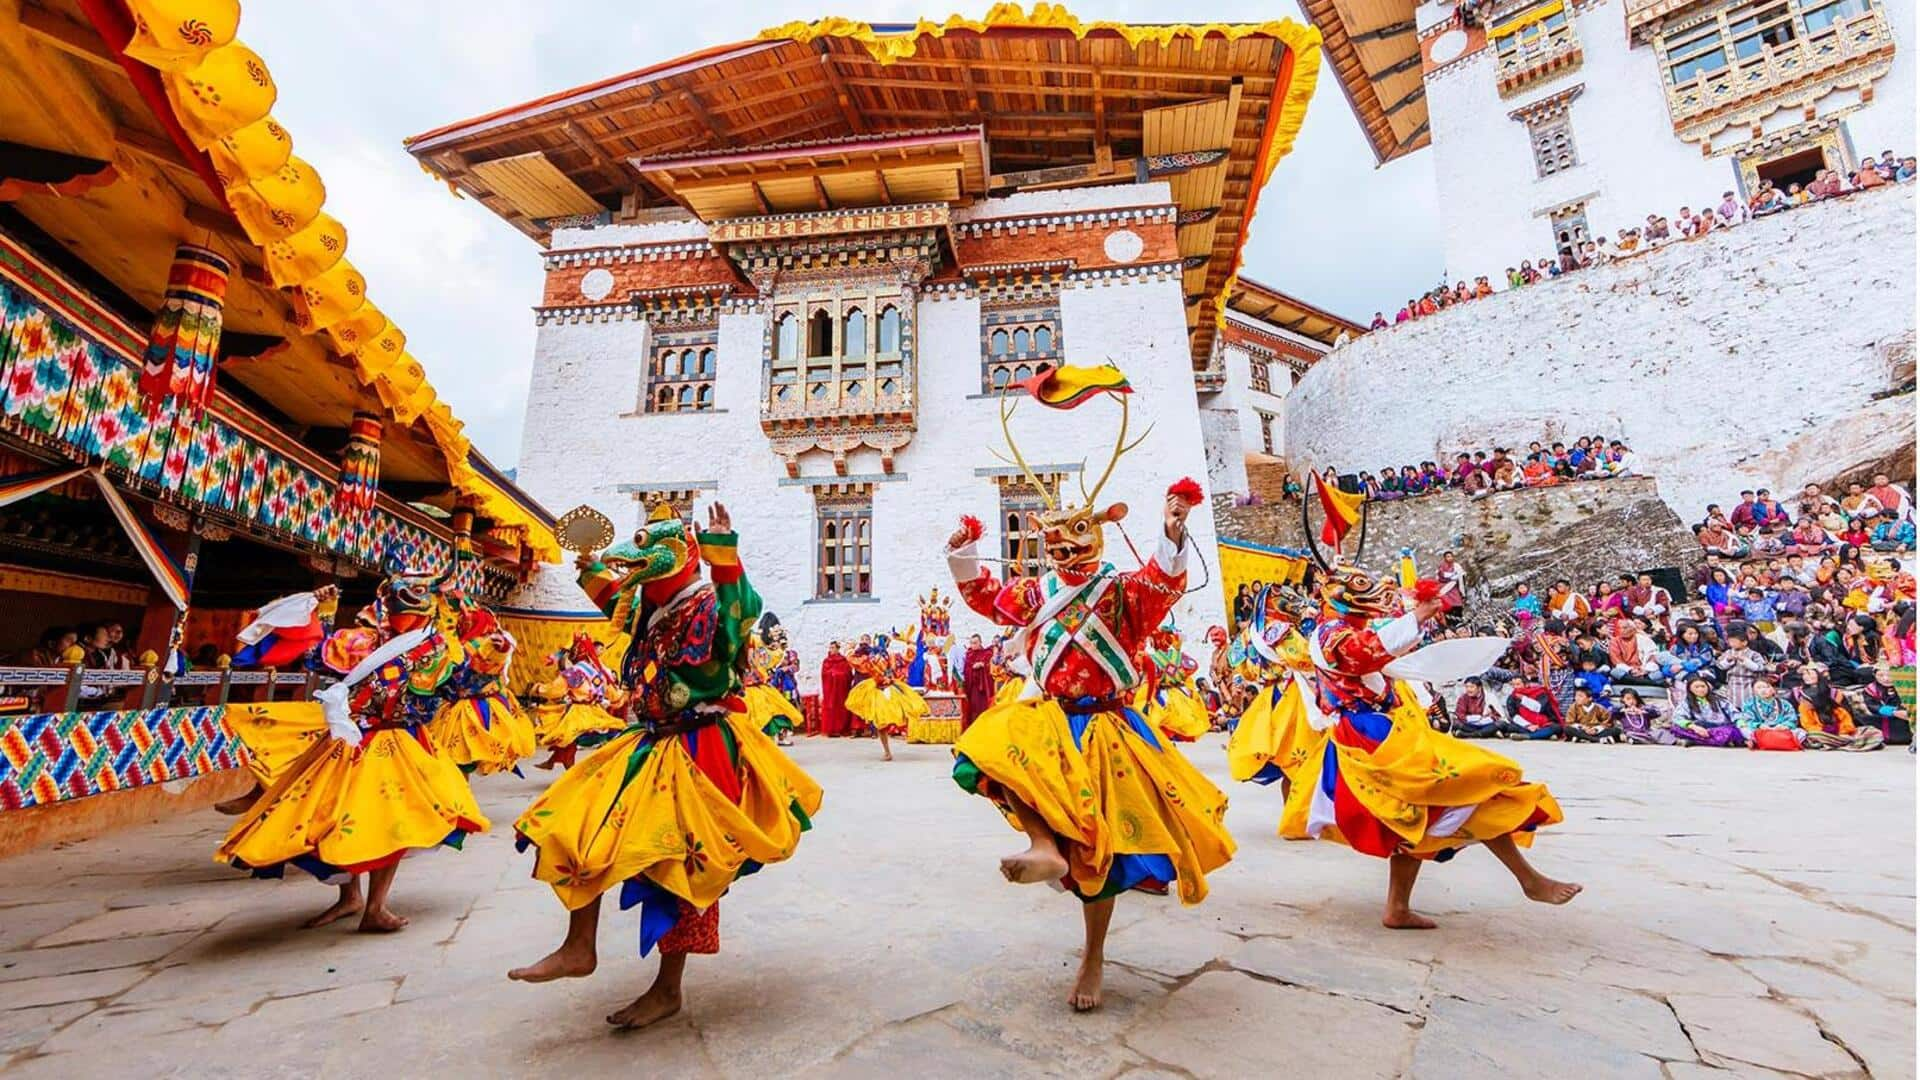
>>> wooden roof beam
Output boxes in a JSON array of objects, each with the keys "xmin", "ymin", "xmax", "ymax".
[
  {"xmin": 811, "ymin": 175, "xmax": 833, "ymax": 210},
  {"xmin": 678, "ymin": 87, "xmax": 730, "ymax": 139},
  {"xmin": 1349, "ymin": 20, "xmax": 1416, "ymax": 43},
  {"xmin": 1382, "ymin": 85, "xmax": 1426, "ymax": 116},
  {"xmin": 559, "ymin": 121, "xmax": 631, "ymax": 190},
  {"xmin": 815, "ymin": 49, "xmax": 867, "ymax": 134},
  {"xmin": 650, "ymin": 150, "xmax": 970, "ymax": 193},
  {"xmin": 21, "ymin": 2, "xmax": 121, "ymax": 71},
  {"xmin": 746, "ymin": 180, "xmax": 770, "ymax": 214},
  {"xmin": 833, "ymin": 53, "xmax": 1278, "ymax": 85}
]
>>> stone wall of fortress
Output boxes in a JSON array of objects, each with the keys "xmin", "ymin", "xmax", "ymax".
[{"xmin": 1282, "ymin": 185, "xmax": 1916, "ymax": 521}]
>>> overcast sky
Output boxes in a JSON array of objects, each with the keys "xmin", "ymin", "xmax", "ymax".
[{"xmin": 240, "ymin": 1, "xmax": 1442, "ymax": 467}]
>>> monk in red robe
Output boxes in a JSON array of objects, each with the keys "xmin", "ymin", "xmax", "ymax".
[
  {"xmin": 818, "ymin": 640, "xmax": 853, "ymax": 737},
  {"xmin": 960, "ymin": 633, "xmax": 996, "ymax": 731}
]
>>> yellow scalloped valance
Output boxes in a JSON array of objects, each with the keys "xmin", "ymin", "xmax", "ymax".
[{"xmin": 122, "ymin": 0, "xmax": 557, "ymax": 562}]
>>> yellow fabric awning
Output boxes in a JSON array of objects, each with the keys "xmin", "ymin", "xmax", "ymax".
[
  {"xmin": 125, "ymin": 0, "xmax": 555, "ymax": 561},
  {"xmin": 1490, "ymin": 1, "xmax": 1565, "ymax": 39}
]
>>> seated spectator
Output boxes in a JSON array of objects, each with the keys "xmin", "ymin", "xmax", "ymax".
[
  {"xmin": 1716, "ymin": 636, "xmax": 1770, "ymax": 710},
  {"xmin": 1855, "ymin": 157, "xmax": 1886, "ymax": 190},
  {"xmin": 1519, "ymin": 452, "xmax": 1556, "ymax": 488},
  {"xmin": 1505, "ymin": 683, "xmax": 1565, "ymax": 739},
  {"xmin": 1563, "ymin": 686, "xmax": 1620, "ymax": 742},
  {"xmin": 1606, "ymin": 616, "xmax": 1660, "ymax": 682},
  {"xmin": 1737, "ymin": 676, "xmax": 1803, "ymax": 748},
  {"xmin": 1786, "ymin": 181, "xmax": 1810, "ymax": 205},
  {"xmin": 1376, "ymin": 467, "xmax": 1403, "ymax": 500},
  {"xmin": 1655, "ymin": 624, "xmax": 1718, "ymax": 685},
  {"xmin": 1359, "ymin": 471, "xmax": 1379, "ymax": 499},
  {"xmin": 1395, "ymin": 303, "xmax": 1412, "ymax": 324},
  {"xmin": 1839, "ymin": 518, "xmax": 1873, "ymax": 548},
  {"xmin": 1511, "ymin": 583, "xmax": 1544, "ymax": 619},
  {"xmin": 1453, "ymin": 677, "xmax": 1528, "ymax": 739},
  {"xmin": 1875, "ymin": 151, "xmax": 1897, "ymax": 181},
  {"xmin": 1871, "ymin": 513, "xmax": 1915, "ymax": 552},
  {"xmin": 1715, "ymin": 190, "xmax": 1748, "ymax": 226},
  {"xmin": 1572, "ymin": 652, "xmax": 1612, "ymax": 701},
  {"xmin": 1400, "ymin": 464, "xmax": 1427, "ymax": 497},
  {"xmin": 1615, "ymin": 688, "xmax": 1671, "ymax": 744},
  {"xmin": 1670, "ymin": 677, "xmax": 1746, "ymax": 746},
  {"xmin": 1474, "ymin": 275, "xmax": 1494, "ymax": 298},
  {"xmin": 1644, "ymin": 214, "xmax": 1670, "ymax": 243},
  {"xmin": 1370, "ymin": 311, "xmax": 1389, "ymax": 330},
  {"xmin": 1856, "ymin": 664, "xmax": 1912, "ymax": 745},
  {"xmin": 1792, "ymin": 666, "xmax": 1883, "ymax": 750},
  {"xmin": 1696, "ymin": 519, "xmax": 1746, "ymax": 557},
  {"xmin": 1897, "ymin": 157, "xmax": 1916, "ymax": 182},
  {"xmin": 1787, "ymin": 517, "xmax": 1834, "ymax": 554},
  {"xmin": 1865, "ymin": 473, "xmax": 1912, "ymax": 517},
  {"xmin": 1520, "ymin": 259, "xmax": 1540, "ymax": 284},
  {"xmin": 1840, "ymin": 482, "xmax": 1885, "ymax": 520},
  {"xmin": 1489, "ymin": 452, "xmax": 1522, "ymax": 491}
]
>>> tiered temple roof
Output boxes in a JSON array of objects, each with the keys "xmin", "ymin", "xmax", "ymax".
[{"xmin": 405, "ymin": 6, "xmax": 1325, "ymax": 368}]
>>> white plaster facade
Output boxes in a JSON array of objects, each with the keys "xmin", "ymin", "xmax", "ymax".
[
  {"xmin": 1198, "ymin": 313, "xmax": 1329, "ymax": 496},
  {"xmin": 517, "ymin": 184, "xmax": 1229, "ymax": 692},
  {"xmin": 1282, "ymin": 184, "xmax": 1916, "ymax": 521},
  {"xmin": 1420, "ymin": 0, "xmax": 1915, "ymax": 278}
]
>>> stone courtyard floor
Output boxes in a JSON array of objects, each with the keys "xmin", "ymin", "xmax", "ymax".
[{"xmin": 0, "ymin": 735, "xmax": 1912, "ymax": 1078}]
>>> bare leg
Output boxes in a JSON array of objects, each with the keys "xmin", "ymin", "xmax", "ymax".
[
  {"xmin": 509, "ymin": 897, "xmax": 601, "ymax": 982},
  {"xmin": 999, "ymin": 793, "xmax": 1070, "ymax": 884},
  {"xmin": 608, "ymin": 951, "xmax": 685, "ymax": 1029},
  {"xmin": 214, "ymin": 783, "xmax": 264, "ymax": 815},
  {"xmin": 357, "ymin": 863, "xmax": 408, "ymax": 932},
  {"xmin": 1382, "ymin": 853, "xmax": 1436, "ymax": 929},
  {"xmin": 877, "ymin": 726, "xmax": 893, "ymax": 761},
  {"xmin": 302, "ymin": 877, "xmax": 364, "ymax": 929},
  {"xmin": 1484, "ymin": 834, "xmax": 1582, "ymax": 905},
  {"xmin": 535, "ymin": 744, "xmax": 577, "ymax": 771},
  {"xmin": 1071, "ymin": 897, "xmax": 1115, "ymax": 1011}
]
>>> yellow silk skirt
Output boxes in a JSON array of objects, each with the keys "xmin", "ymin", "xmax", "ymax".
[
  {"xmin": 225, "ymin": 701, "xmax": 327, "ymax": 788},
  {"xmin": 744, "ymin": 684, "xmax": 802, "ymax": 736},
  {"xmin": 428, "ymin": 691, "xmax": 537, "ymax": 774},
  {"xmin": 952, "ymin": 698, "xmax": 1234, "ymax": 904},
  {"xmin": 845, "ymin": 679, "xmax": 928, "ymax": 735},
  {"xmin": 1278, "ymin": 682, "xmax": 1563, "ymax": 858},
  {"xmin": 531, "ymin": 700, "xmax": 628, "ymax": 749},
  {"xmin": 1226, "ymin": 678, "xmax": 1319, "ymax": 784},
  {"xmin": 1141, "ymin": 685, "xmax": 1212, "ymax": 742},
  {"xmin": 514, "ymin": 709, "xmax": 824, "ymax": 911},
  {"xmin": 216, "ymin": 709, "xmax": 489, "ymax": 877}
]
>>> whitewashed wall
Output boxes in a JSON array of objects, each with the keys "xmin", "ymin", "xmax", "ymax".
[
  {"xmin": 1283, "ymin": 185, "xmax": 1916, "ymax": 521},
  {"xmin": 519, "ymin": 191, "xmax": 1228, "ymax": 692},
  {"xmin": 1424, "ymin": 0, "xmax": 1915, "ymax": 279}
]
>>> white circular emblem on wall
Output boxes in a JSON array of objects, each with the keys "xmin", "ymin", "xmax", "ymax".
[
  {"xmin": 579, "ymin": 267, "xmax": 615, "ymax": 301},
  {"xmin": 1104, "ymin": 228, "xmax": 1144, "ymax": 263},
  {"xmin": 1429, "ymin": 29, "xmax": 1467, "ymax": 64}
]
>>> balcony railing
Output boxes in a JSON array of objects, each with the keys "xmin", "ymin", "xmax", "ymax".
[
  {"xmin": 1666, "ymin": 11, "xmax": 1893, "ymax": 127},
  {"xmin": 0, "ymin": 664, "xmax": 315, "ymax": 714},
  {"xmin": 1496, "ymin": 31, "xmax": 1584, "ymax": 96}
]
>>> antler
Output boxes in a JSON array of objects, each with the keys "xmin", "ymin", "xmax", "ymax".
[
  {"xmin": 1082, "ymin": 391, "xmax": 1151, "ymax": 506},
  {"xmin": 997, "ymin": 395, "xmax": 1056, "ymax": 510}
]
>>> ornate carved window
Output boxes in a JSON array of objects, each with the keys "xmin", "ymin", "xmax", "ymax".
[
  {"xmin": 981, "ymin": 302, "xmax": 1062, "ymax": 394},
  {"xmin": 643, "ymin": 329, "xmax": 717, "ymax": 414},
  {"xmin": 1255, "ymin": 409, "xmax": 1278, "ymax": 455},
  {"xmin": 997, "ymin": 475, "xmax": 1060, "ymax": 578},
  {"xmin": 1529, "ymin": 113, "xmax": 1578, "ymax": 176},
  {"xmin": 1654, "ymin": 0, "xmax": 1893, "ymax": 139},
  {"xmin": 1249, "ymin": 355, "xmax": 1272, "ymax": 395},
  {"xmin": 1549, "ymin": 201, "xmax": 1591, "ymax": 259},
  {"xmin": 814, "ymin": 489, "xmax": 874, "ymax": 599},
  {"xmin": 1490, "ymin": 1, "xmax": 1583, "ymax": 96}
]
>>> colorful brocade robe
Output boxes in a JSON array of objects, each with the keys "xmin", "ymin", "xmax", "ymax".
[{"xmin": 578, "ymin": 532, "xmax": 757, "ymax": 720}]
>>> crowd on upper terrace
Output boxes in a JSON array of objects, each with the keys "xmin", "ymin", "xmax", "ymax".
[{"xmin": 1361, "ymin": 150, "xmax": 1915, "ymax": 332}]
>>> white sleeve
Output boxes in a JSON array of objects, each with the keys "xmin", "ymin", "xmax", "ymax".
[
  {"xmin": 1152, "ymin": 528, "xmax": 1192, "ymax": 577},
  {"xmin": 947, "ymin": 539, "xmax": 982, "ymax": 585},
  {"xmin": 1376, "ymin": 612, "xmax": 1424, "ymax": 657}
]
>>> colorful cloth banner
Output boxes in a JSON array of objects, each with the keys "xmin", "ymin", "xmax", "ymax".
[
  {"xmin": 1314, "ymin": 472, "xmax": 1364, "ymax": 550},
  {"xmin": 0, "ymin": 706, "xmax": 240, "ymax": 810},
  {"xmin": 139, "ymin": 244, "xmax": 229, "ymax": 422},
  {"xmin": 334, "ymin": 411, "xmax": 381, "ymax": 515},
  {"xmin": 0, "ymin": 465, "xmax": 85, "ymax": 508},
  {"xmin": 1218, "ymin": 538, "xmax": 1308, "ymax": 629}
]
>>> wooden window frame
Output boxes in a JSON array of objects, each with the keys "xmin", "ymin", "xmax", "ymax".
[
  {"xmin": 643, "ymin": 331, "xmax": 718, "ymax": 414},
  {"xmin": 814, "ymin": 495, "xmax": 874, "ymax": 599}
]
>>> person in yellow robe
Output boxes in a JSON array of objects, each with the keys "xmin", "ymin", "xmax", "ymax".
[
  {"xmin": 507, "ymin": 503, "xmax": 821, "ymax": 1031},
  {"xmin": 427, "ymin": 604, "xmax": 536, "ymax": 775},
  {"xmin": 216, "ymin": 573, "xmax": 489, "ymax": 932},
  {"xmin": 1275, "ymin": 565, "xmax": 1579, "ymax": 929},
  {"xmin": 528, "ymin": 634, "xmax": 630, "ymax": 770},
  {"xmin": 1136, "ymin": 624, "xmax": 1211, "ymax": 742},
  {"xmin": 844, "ymin": 632, "xmax": 927, "ymax": 761}
]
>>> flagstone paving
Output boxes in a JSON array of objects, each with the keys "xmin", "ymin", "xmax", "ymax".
[{"xmin": 0, "ymin": 738, "xmax": 1910, "ymax": 1078}]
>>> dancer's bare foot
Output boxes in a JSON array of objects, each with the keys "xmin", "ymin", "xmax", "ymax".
[
  {"xmin": 1069, "ymin": 954, "xmax": 1104, "ymax": 1012},
  {"xmin": 508, "ymin": 942, "xmax": 598, "ymax": 983},
  {"xmin": 301, "ymin": 892, "xmax": 363, "ymax": 929},
  {"xmin": 1521, "ymin": 876, "xmax": 1583, "ymax": 905},
  {"xmin": 534, "ymin": 753, "xmax": 563, "ymax": 771},
  {"xmin": 1381, "ymin": 908, "xmax": 1438, "ymax": 930},
  {"xmin": 606, "ymin": 986, "xmax": 681, "ymax": 1029},
  {"xmin": 356, "ymin": 905, "xmax": 409, "ymax": 933},
  {"xmin": 999, "ymin": 843, "xmax": 1069, "ymax": 885},
  {"xmin": 881, "ymin": 750, "xmax": 894, "ymax": 761}
]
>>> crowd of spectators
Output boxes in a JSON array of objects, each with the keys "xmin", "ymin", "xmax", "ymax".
[
  {"xmin": 1444, "ymin": 479, "xmax": 1917, "ymax": 752},
  {"xmin": 1362, "ymin": 151, "xmax": 1915, "ymax": 334},
  {"xmin": 1327, "ymin": 434, "xmax": 1640, "ymax": 505},
  {"xmin": 1693, "ymin": 476, "xmax": 1915, "ymax": 560}
]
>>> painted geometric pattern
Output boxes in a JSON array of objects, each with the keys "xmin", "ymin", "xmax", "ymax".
[
  {"xmin": 0, "ymin": 707, "xmax": 241, "ymax": 810},
  {"xmin": 0, "ymin": 274, "xmax": 461, "ymax": 579}
]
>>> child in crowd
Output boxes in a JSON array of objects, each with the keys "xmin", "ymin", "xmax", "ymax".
[{"xmin": 1564, "ymin": 687, "xmax": 1621, "ymax": 743}]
